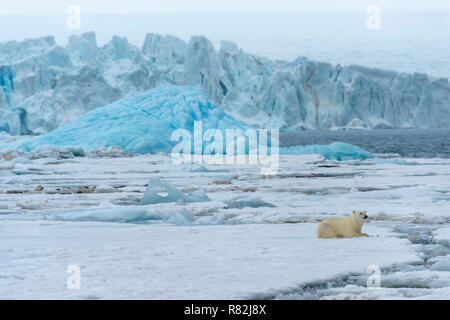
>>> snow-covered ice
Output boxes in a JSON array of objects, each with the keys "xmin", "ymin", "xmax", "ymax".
[
  {"xmin": 140, "ymin": 178, "xmax": 210, "ymax": 205},
  {"xmin": 0, "ymin": 221, "xmax": 418, "ymax": 299},
  {"xmin": 0, "ymin": 148, "xmax": 449, "ymax": 299},
  {"xmin": 434, "ymin": 227, "xmax": 450, "ymax": 247},
  {"xmin": 0, "ymin": 152, "xmax": 449, "ymax": 225},
  {"xmin": 53, "ymin": 207, "xmax": 196, "ymax": 224}
]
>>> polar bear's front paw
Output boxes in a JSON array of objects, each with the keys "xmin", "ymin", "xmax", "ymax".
[{"xmin": 361, "ymin": 233, "xmax": 370, "ymax": 237}]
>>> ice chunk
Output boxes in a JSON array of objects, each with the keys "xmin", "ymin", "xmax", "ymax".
[
  {"xmin": 142, "ymin": 33, "xmax": 187, "ymax": 67},
  {"xmin": 434, "ymin": 227, "xmax": 450, "ymax": 246},
  {"xmin": 280, "ymin": 142, "xmax": 374, "ymax": 161},
  {"xmin": 55, "ymin": 207, "xmax": 149, "ymax": 222},
  {"xmin": 191, "ymin": 165, "xmax": 211, "ymax": 172},
  {"xmin": 140, "ymin": 178, "xmax": 210, "ymax": 205},
  {"xmin": 186, "ymin": 189, "xmax": 210, "ymax": 202},
  {"xmin": 54, "ymin": 207, "xmax": 195, "ymax": 224},
  {"xmin": 191, "ymin": 165, "xmax": 230, "ymax": 173},
  {"xmin": 0, "ymin": 36, "xmax": 55, "ymax": 62},
  {"xmin": 140, "ymin": 178, "xmax": 188, "ymax": 204},
  {"xmin": 185, "ymin": 36, "xmax": 231, "ymax": 104},
  {"xmin": 66, "ymin": 32, "xmax": 101, "ymax": 65},
  {"xmin": 102, "ymin": 36, "xmax": 139, "ymax": 61},
  {"xmin": 224, "ymin": 196, "xmax": 276, "ymax": 209},
  {"xmin": 430, "ymin": 256, "xmax": 450, "ymax": 271}
]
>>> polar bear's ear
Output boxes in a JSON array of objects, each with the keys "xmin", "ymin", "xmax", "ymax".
[{"xmin": 352, "ymin": 210, "xmax": 356, "ymax": 214}]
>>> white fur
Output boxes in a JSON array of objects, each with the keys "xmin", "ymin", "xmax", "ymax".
[{"xmin": 317, "ymin": 210, "xmax": 370, "ymax": 239}]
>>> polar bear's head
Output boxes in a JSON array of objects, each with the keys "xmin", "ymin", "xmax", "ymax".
[{"xmin": 352, "ymin": 210, "xmax": 368, "ymax": 222}]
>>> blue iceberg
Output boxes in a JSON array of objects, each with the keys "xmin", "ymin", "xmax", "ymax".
[{"xmin": 10, "ymin": 86, "xmax": 248, "ymax": 154}]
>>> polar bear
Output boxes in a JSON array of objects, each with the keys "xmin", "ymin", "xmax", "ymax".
[{"xmin": 317, "ymin": 210, "xmax": 370, "ymax": 239}]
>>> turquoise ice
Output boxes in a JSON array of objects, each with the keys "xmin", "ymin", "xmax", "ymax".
[
  {"xmin": 279, "ymin": 142, "xmax": 374, "ymax": 161},
  {"xmin": 12, "ymin": 86, "xmax": 248, "ymax": 154}
]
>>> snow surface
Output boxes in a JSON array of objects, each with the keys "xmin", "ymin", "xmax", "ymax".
[
  {"xmin": 0, "ymin": 221, "xmax": 418, "ymax": 299},
  {"xmin": 0, "ymin": 144, "xmax": 449, "ymax": 299},
  {"xmin": 434, "ymin": 228, "xmax": 450, "ymax": 247},
  {"xmin": 140, "ymin": 178, "xmax": 210, "ymax": 205}
]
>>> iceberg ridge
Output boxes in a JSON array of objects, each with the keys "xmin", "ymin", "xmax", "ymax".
[{"xmin": 0, "ymin": 32, "xmax": 448, "ymax": 134}]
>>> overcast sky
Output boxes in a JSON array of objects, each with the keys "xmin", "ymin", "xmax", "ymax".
[{"xmin": 1, "ymin": 0, "xmax": 449, "ymax": 14}]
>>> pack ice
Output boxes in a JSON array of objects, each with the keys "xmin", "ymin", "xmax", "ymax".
[
  {"xmin": 0, "ymin": 32, "xmax": 449, "ymax": 135},
  {"xmin": 140, "ymin": 178, "xmax": 210, "ymax": 205}
]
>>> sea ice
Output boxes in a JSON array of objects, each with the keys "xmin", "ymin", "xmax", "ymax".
[
  {"xmin": 0, "ymin": 221, "xmax": 419, "ymax": 299},
  {"xmin": 140, "ymin": 177, "xmax": 210, "ymax": 205},
  {"xmin": 0, "ymin": 143, "xmax": 448, "ymax": 299},
  {"xmin": 434, "ymin": 227, "xmax": 450, "ymax": 247},
  {"xmin": 430, "ymin": 256, "xmax": 450, "ymax": 272},
  {"xmin": 54, "ymin": 207, "xmax": 195, "ymax": 224},
  {"xmin": 224, "ymin": 195, "xmax": 276, "ymax": 209}
]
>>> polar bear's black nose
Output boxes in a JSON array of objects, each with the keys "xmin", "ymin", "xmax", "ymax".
[{"xmin": 364, "ymin": 215, "xmax": 368, "ymax": 219}]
